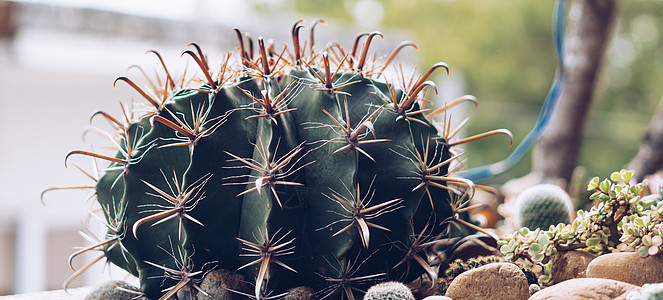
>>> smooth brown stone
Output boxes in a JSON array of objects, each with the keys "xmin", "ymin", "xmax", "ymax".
[
  {"xmin": 585, "ymin": 252, "xmax": 663, "ymax": 286},
  {"xmin": 197, "ymin": 269, "xmax": 251, "ymax": 300},
  {"xmin": 528, "ymin": 278, "xmax": 638, "ymax": 300},
  {"xmin": 445, "ymin": 262, "xmax": 529, "ymax": 300}
]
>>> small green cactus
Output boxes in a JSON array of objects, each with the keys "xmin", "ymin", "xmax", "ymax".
[
  {"xmin": 516, "ymin": 184, "xmax": 573, "ymax": 230},
  {"xmin": 363, "ymin": 281, "xmax": 414, "ymax": 300}
]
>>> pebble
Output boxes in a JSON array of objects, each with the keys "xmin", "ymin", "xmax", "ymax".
[
  {"xmin": 528, "ymin": 278, "xmax": 638, "ymax": 300},
  {"xmin": 585, "ymin": 252, "xmax": 663, "ymax": 286},
  {"xmin": 445, "ymin": 262, "xmax": 529, "ymax": 300},
  {"xmin": 196, "ymin": 269, "xmax": 252, "ymax": 300}
]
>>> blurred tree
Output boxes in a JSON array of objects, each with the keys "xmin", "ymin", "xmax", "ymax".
[
  {"xmin": 629, "ymin": 98, "xmax": 663, "ymax": 182},
  {"xmin": 254, "ymin": 0, "xmax": 557, "ymax": 174}
]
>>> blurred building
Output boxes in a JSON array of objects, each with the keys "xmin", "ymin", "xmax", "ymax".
[
  {"xmin": 0, "ymin": 0, "xmax": 416, "ymax": 295},
  {"xmin": 0, "ymin": 0, "xmax": 259, "ymax": 294}
]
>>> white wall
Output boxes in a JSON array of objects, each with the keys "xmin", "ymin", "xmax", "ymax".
[{"xmin": 0, "ymin": 1, "xmax": 416, "ymax": 294}]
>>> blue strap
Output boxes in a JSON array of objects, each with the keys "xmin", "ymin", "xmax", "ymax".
[{"xmin": 460, "ymin": 0, "xmax": 567, "ymax": 181}]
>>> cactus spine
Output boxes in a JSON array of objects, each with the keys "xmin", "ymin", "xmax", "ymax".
[{"xmin": 56, "ymin": 21, "xmax": 512, "ymax": 299}]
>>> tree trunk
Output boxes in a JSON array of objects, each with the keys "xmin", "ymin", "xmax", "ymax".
[
  {"xmin": 627, "ymin": 97, "xmax": 663, "ymax": 182},
  {"xmin": 532, "ymin": 0, "xmax": 617, "ymax": 185}
]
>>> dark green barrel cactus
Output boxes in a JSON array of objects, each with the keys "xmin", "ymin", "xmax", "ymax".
[{"xmin": 58, "ymin": 21, "xmax": 512, "ymax": 300}]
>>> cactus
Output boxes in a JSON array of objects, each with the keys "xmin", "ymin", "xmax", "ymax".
[
  {"xmin": 363, "ymin": 281, "xmax": 414, "ymax": 300},
  {"xmin": 52, "ymin": 21, "xmax": 513, "ymax": 300},
  {"xmin": 516, "ymin": 184, "xmax": 573, "ymax": 230}
]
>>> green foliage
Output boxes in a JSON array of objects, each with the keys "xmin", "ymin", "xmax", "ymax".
[
  {"xmin": 499, "ymin": 169, "xmax": 663, "ymax": 285},
  {"xmin": 618, "ymin": 205, "xmax": 663, "ymax": 257},
  {"xmin": 516, "ymin": 184, "xmax": 573, "ymax": 230},
  {"xmin": 498, "ymin": 227, "xmax": 555, "ymax": 283},
  {"xmin": 363, "ymin": 281, "xmax": 414, "ymax": 300},
  {"xmin": 59, "ymin": 22, "xmax": 512, "ymax": 300}
]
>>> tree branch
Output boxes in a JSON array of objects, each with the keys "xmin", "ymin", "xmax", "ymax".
[
  {"xmin": 532, "ymin": 0, "xmax": 618, "ymax": 184},
  {"xmin": 627, "ymin": 98, "xmax": 663, "ymax": 182}
]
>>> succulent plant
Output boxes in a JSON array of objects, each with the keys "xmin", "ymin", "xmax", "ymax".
[
  {"xmin": 47, "ymin": 21, "xmax": 515, "ymax": 300},
  {"xmin": 626, "ymin": 282, "xmax": 663, "ymax": 300},
  {"xmin": 515, "ymin": 184, "xmax": 573, "ymax": 230},
  {"xmin": 363, "ymin": 281, "xmax": 414, "ymax": 300},
  {"xmin": 499, "ymin": 169, "xmax": 663, "ymax": 285},
  {"xmin": 617, "ymin": 205, "xmax": 663, "ymax": 257}
]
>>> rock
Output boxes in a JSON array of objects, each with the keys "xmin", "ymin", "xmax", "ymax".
[
  {"xmin": 528, "ymin": 278, "xmax": 638, "ymax": 300},
  {"xmin": 284, "ymin": 286, "xmax": 317, "ymax": 300},
  {"xmin": 550, "ymin": 250, "xmax": 597, "ymax": 283},
  {"xmin": 444, "ymin": 262, "xmax": 529, "ymax": 300},
  {"xmin": 585, "ymin": 252, "xmax": 663, "ymax": 286},
  {"xmin": 86, "ymin": 280, "xmax": 146, "ymax": 300},
  {"xmin": 197, "ymin": 269, "xmax": 252, "ymax": 300}
]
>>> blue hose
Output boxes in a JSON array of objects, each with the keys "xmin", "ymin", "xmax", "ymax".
[{"xmin": 460, "ymin": 0, "xmax": 567, "ymax": 181}]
